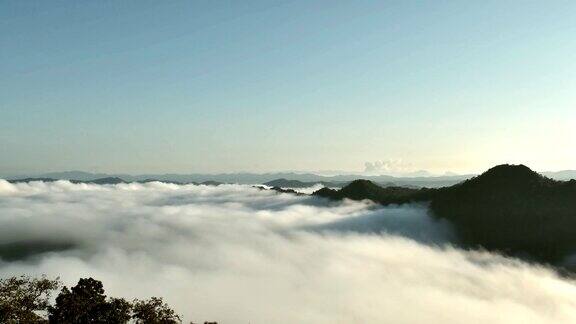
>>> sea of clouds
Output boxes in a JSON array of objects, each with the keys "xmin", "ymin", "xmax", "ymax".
[{"xmin": 1, "ymin": 179, "xmax": 576, "ymax": 323}]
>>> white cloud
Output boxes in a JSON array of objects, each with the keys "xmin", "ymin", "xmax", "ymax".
[
  {"xmin": 0, "ymin": 180, "xmax": 576, "ymax": 323},
  {"xmin": 364, "ymin": 159, "xmax": 416, "ymax": 175}
]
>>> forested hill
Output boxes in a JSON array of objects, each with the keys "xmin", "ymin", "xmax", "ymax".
[{"xmin": 314, "ymin": 164, "xmax": 576, "ymax": 263}]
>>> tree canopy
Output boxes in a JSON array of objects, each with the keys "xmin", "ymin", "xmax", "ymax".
[{"xmin": 0, "ymin": 275, "xmax": 215, "ymax": 323}]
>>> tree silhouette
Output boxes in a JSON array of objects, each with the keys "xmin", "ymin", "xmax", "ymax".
[
  {"xmin": 132, "ymin": 297, "xmax": 181, "ymax": 323},
  {"xmin": 0, "ymin": 275, "xmax": 60, "ymax": 323},
  {"xmin": 1, "ymin": 275, "xmax": 215, "ymax": 323},
  {"xmin": 48, "ymin": 278, "xmax": 131, "ymax": 323}
]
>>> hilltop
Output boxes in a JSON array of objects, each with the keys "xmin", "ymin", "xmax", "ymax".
[
  {"xmin": 314, "ymin": 180, "xmax": 433, "ymax": 204},
  {"xmin": 314, "ymin": 164, "xmax": 576, "ymax": 262}
]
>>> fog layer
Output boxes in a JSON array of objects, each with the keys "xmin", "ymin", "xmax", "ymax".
[{"xmin": 1, "ymin": 180, "xmax": 576, "ymax": 323}]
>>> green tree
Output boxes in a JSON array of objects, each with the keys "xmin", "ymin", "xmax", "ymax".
[
  {"xmin": 0, "ymin": 275, "xmax": 60, "ymax": 323},
  {"xmin": 48, "ymin": 278, "xmax": 131, "ymax": 323},
  {"xmin": 132, "ymin": 297, "xmax": 181, "ymax": 323}
]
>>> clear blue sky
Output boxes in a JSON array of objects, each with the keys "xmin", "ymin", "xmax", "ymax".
[{"xmin": 1, "ymin": 0, "xmax": 575, "ymax": 175}]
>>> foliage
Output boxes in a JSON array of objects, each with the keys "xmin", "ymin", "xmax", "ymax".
[
  {"xmin": 132, "ymin": 297, "xmax": 181, "ymax": 323},
  {"xmin": 0, "ymin": 275, "xmax": 189, "ymax": 323},
  {"xmin": 0, "ymin": 275, "xmax": 60, "ymax": 323},
  {"xmin": 48, "ymin": 278, "xmax": 132, "ymax": 323}
]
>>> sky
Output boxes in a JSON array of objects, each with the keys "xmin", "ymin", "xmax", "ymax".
[{"xmin": 1, "ymin": 0, "xmax": 575, "ymax": 176}]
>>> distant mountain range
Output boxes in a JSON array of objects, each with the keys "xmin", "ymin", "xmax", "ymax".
[
  {"xmin": 4, "ymin": 169, "xmax": 574, "ymax": 188},
  {"xmin": 263, "ymin": 178, "xmax": 348, "ymax": 188},
  {"xmin": 7, "ymin": 177, "xmax": 222, "ymax": 186},
  {"xmin": 542, "ymin": 170, "xmax": 576, "ymax": 180},
  {"xmin": 314, "ymin": 164, "xmax": 576, "ymax": 264},
  {"xmin": 7, "ymin": 177, "xmax": 126, "ymax": 185},
  {"xmin": 2, "ymin": 171, "xmax": 466, "ymax": 188}
]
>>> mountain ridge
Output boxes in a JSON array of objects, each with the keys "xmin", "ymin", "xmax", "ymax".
[
  {"xmin": 4, "ymin": 171, "xmax": 475, "ymax": 188},
  {"xmin": 314, "ymin": 164, "xmax": 576, "ymax": 263}
]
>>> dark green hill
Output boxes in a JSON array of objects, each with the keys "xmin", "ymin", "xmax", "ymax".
[
  {"xmin": 265, "ymin": 179, "xmax": 312, "ymax": 188},
  {"xmin": 430, "ymin": 164, "xmax": 576, "ymax": 261},
  {"xmin": 8, "ymin": 178, "xmax": 58, "ymax": 183},
  {"xmin": 314, "ymin": 179, "xmax": 434, "ymax": 204},
  {"xmin": 85, "ymin": 177, "xmax": 126, "ymax": 185},
  {"xmin": 313, "ymin": 164, "xmax": 576, "ymax": 262}
]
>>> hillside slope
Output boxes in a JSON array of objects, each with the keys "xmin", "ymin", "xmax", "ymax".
[{"xmin": 314, "ymin": 164, "xmax": 576, "ymax": 262}]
